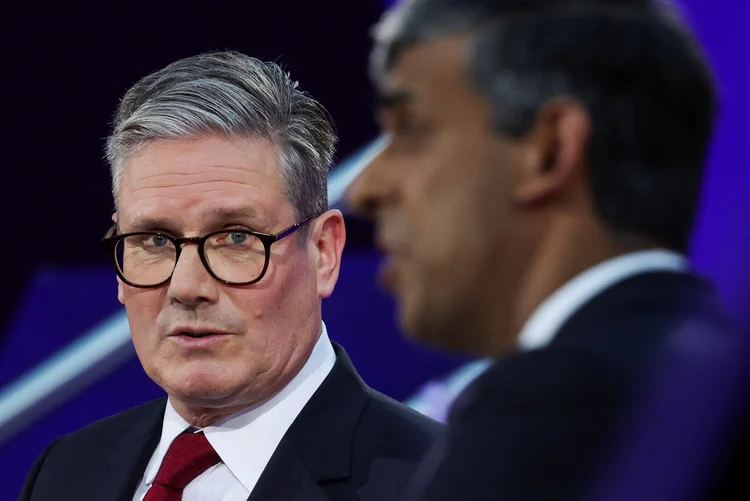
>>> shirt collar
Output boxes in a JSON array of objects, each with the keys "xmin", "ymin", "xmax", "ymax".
[
  {"xmin": 143, "ymin": 322, "xmax": 336, "ymax": 491},
  {"xmin": 517, "ymin": 249, "xmax": 689, "ymax": 351}
]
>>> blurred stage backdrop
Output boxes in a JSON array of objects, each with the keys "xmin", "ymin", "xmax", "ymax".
[{"xmin": 0, "ymin": 1, "xmax": 747, "ymax": 497}]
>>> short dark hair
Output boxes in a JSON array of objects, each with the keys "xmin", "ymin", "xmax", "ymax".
[{"xmin": 372, "ymin": 0, "xmax": 717, "ymax": 252}]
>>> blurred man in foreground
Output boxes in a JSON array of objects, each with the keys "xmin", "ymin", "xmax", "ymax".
[
  {"xmin": 349, "ymin": 0, "xmax": 738, "ymax": 499},
  {"xmin": 20, "ymin": 51, "xmax": 440, "ymax": 501}
]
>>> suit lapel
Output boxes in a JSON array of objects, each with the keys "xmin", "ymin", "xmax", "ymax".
[
  {"xmin": 248, "ymin": 343, "xmax": 371, "ymax": 500},
  {"xmin": 247, "ymin": 437, "xmax": 329, "ymax": 501},
  {"xmin": 91, "ymin": 399, "xmax": 165, "ymax": 501}
]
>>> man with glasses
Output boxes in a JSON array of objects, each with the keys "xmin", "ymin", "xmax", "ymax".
[{"xmin": 19, "ymin": 51, "xmax": 440, "ymax": 501}]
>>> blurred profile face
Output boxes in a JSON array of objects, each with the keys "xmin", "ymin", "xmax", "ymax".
[
  {"xmin": 116, "ymin": 135, "xmax": 345, "ymax": 419},
  {"xmin": 348, "ymin": 36, "xmax": 529, "ymax": 352}
]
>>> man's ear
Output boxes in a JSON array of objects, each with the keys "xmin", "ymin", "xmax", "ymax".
[
  {"xmin": 514, "ymin": 99, "xmax": 591, "ymax": 206},
  {"xmin": 310, "ymin": 210, "xmax": 346, "ymax": 299}
]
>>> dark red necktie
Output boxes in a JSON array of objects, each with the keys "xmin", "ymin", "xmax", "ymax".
[{"xmin": 143, "ymin": 431, "xmax": 221, "ymax": 501}]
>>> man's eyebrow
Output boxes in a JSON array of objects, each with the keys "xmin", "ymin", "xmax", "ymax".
[
  {"xmin": 199, "ymin": 206, "xmax": 261, "ymax": 223},
  {"xmin": 124, "ymin": 206, "xmax": 263, "ymax": 233},
  {"xmin": 124, "ymin": 216, "xmax": 179, "ymax": 234}
]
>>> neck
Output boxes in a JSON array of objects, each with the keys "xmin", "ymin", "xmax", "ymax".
[
  {"xmin": 170, "ymin": 400, "xmax": 256, "ymax": 428},
  {"xmin": 509, "ymin": 214, "xmax": 656, "ymax": 347}
]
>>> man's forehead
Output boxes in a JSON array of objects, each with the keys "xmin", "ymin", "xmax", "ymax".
[
  {"xmin": 116, "ymin": 136, "xmax": 286, "ymax": 216},
  {"xmin": 117, "ymin": 198, "xmax": 276, "ymax": 232},
  {"xmin": 379, "ymin": 34, "xmax": 473, "ymax": 103}
]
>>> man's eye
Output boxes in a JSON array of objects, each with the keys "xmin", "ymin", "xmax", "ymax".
[
  {"xmin": 388, "ymin": 120, "xmax": 433, "ymax": 152},
  {"xmin": 228, "ymin": 232, "xmax": 248, "ymax": 245},
  {"xmin": 149, "ymin": 235, "xmax": 170, "ymax": 247}
]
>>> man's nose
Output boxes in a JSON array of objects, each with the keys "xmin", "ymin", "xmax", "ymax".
[{"xmin": 167, "ymin": 244, "xmax": 220, "ymax": 308}]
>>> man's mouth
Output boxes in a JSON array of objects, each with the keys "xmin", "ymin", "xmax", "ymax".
[{"xmin": 179, "ymin": 332, "xmax": 217, "ymax": 339}]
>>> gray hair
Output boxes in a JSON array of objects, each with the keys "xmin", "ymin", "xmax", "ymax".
[{"xmin": 106, "ymin": 51, "xmax": 337, "ymax": 230}]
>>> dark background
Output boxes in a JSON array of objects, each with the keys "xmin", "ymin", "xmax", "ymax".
[
  {"xmin": 1, "ymin": 2, "xmax": 382, "ymax": 337},
  {"xmin": 3, "ymin": 2, "xmax": 746, "ymax": 334}
]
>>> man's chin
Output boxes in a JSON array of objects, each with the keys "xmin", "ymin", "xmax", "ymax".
[
  {"xmin": 159, "ymin": 367, "xmax": 241, "ymax": 405},
  {"xmin": 168, "ymin": 385, "xmax": 237, "ymax": 407},
  {"xmin": 401, "ymin": 306, "xmax": 451, "ymax": 347},
  {"xmin": 400, "ymin": 304, "xmax": 480, "ymax": 355}
]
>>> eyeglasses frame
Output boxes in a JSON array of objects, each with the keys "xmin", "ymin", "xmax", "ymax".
[{"xmin": 102, "ymin": 213, "xmax": 319, "ymax": 288}]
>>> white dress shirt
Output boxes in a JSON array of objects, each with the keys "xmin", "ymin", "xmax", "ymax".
[
  {"xmin": 133, "ymin": 322, "xmax": 336, "ymax": 501},
  {"xmin": 517, "ymin": 249, "xmax": 689, "ymax": 351}
]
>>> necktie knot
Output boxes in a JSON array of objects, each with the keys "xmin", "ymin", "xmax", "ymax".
[{"xmin": 144, "ymin": 431, "xmax": 221, "ymax": 500}]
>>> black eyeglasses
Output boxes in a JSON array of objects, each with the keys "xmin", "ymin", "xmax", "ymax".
[{"xmin": 102, "ymin": 214, "xmax": 318, "ymax": 288}]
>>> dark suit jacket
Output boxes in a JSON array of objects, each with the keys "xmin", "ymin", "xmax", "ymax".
[
  {"xmin": 19, "ymin": 343, "xmax": 442, "ymax": 501},
  {"xmin": 406, "ymin": 271, "xmax": 744, "ymax": 501}
]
